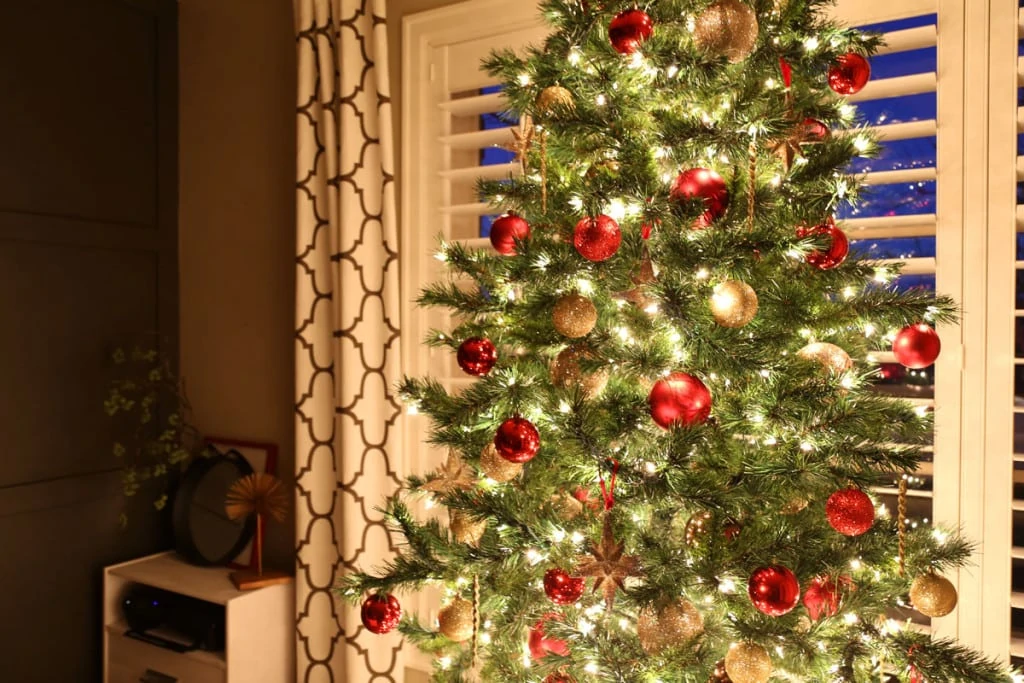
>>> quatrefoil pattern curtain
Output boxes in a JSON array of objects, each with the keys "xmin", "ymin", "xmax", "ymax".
[{"xmin": 294, "ymin": 0, "xmax": 405, "ymax": 680}]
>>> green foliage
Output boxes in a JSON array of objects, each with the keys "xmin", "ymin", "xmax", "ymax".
[{"xmin": 343, "ymin": 1, "xmax": 1016, "ymax": 681}]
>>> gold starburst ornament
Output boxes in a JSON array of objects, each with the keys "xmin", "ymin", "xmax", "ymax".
[
  {"xmin": 577, "ymin": 514, "xmax": 642, "ymax": 611},
  {"xmin": 225, "ymin": 473, "xmax": 291, "ymax": 590},
  {"xmin": 420, "ymin": 451, "xmax": 476, "ymax": 495}
]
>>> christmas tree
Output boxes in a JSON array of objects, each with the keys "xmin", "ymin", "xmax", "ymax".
[{"xmin": 342, "ymin": 1, "xmax": 1017, "ymax": 681}]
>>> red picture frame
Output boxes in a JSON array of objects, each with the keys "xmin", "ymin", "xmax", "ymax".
[{"xmin": 205, "ymin": 437, "xmax": 279, "ymax": 571}]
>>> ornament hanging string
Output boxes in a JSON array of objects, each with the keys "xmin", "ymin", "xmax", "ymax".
[
  {"xmin": 598, "ymin": 458, "xmax": 621, "ymax": 511},
  {"xmin": 539, "ymin": 128, "xmax": 548, "ymax": 214},
  {"xmin": 747, "ymin": 137, "xmax": 757, "ymax": 232},
  {"xmin": 471, "ymin": 574, "xmax": 480, "ymax": 667},
  {"xmin": 779, "ymin": 57, "xmax": 793, "ymax": 89},
  {"xmin": 898, "ymin": 475, "xmax": 908, "ymax": 577}
]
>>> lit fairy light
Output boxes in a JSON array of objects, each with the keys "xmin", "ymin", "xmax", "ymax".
[
  {"xmin": 550, "ymin": 527, "xmax": 567, "ymax": 543},
  {"xmin": 850, "ymin": 558, "xmax": 863, "ymax": 571},
  {"xmin": 439, "ymin": 656, "xmax": 452, "ymax": 670},
  {"xmin": 569, "ymin": 195, "xmax": 584, "ymax": 211},
  {"xmin": 584, "ymin": 662, "xmax": 600, "ymax": 675},
  {"xmin": 517, "ymin": 72, "xmax": 531, "ymax": 85},
  {"xmin": 559, "ymin": 401, "xmax": 571, "ymax": 414},
  {"xmin": 933, "ymin": 528, "xmax": 949, "ymax": 544},
  {"xmin": 915, "ymin": 405, "xmax": 930, "ymax": 418},
  {"xmin": 577, "ymin": 278, "xmax": 594, "ymax": 295},
  {"xmin": 525, "ymin": 548, "xmax": 544, "ymax": 565},
  {"xmin": 844, "ymin": 613, "xmax": 859, "ymax": 625},
  {"xmin": 804, "ymin": 36, "xmax": 820, "ymax": 51},
  {"xmin": 607, "ymin": 198, "xmax": 627, "ymax": 222},
  {"xmin": 864, "ymin": 322, "xmax": 877, "ymax": 337},
  {"xmin": 841, "ymin": 374, "xmax": 856, "ymax": 390},
  {"xmin": 629, "ymin": 52, "xmax": 645, "ymax": 69},
  {"xmin": 853, "ymin": 135, "xmax": 871, "ymax": 153},
  {"xmin": 695, "ymin": 268, "xmax": 710, "ymax": 280},
  {"xmin": 765, "ymin": 77, "xmax": 777, "ymax": 88},
  {"xmin": 760, "ymin": 369, "xmax": 771, "ymax": 378},
  {"xmin": 667, "ymin": 64, "xmax": 679, "ymax": 78},
  {"xmin": 407, "ymin": 404, "xmax": 419, "ymax": 416},
  {"xmin": 578, "ymin": 619, "xmax": 595, "ymax": 636},
  {"xmin": 644, "ymin": 461, "xmax": 657, "ymax": 474},
  {"xmin": 644, "ymin": 303, "xmax": 660, "ymax": 314},
  {"xmin": 800, "ymin": 442, "xmax": 814, "ymax": 452},
  {"xmin": 719, "ymin": 578, "xmax": 737, "ymax": 594},
  {"xmin": 568, "ymin": 47, "xmax": 582, "ymax": 66},
  {"xmin": 571, "ymin": 531, "xmax": 585, "ymax": 545},
  {"xmin": 595, "ymin": 93, "xmax": 607, "ymax": 107}
]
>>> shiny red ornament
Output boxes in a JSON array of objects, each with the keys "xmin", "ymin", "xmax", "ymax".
[
  {"xmin": 670, "ymin": 168, "xmax": 729, "ymax": 227},
  {"xmin": 608, "ymin": 9, "xmax": 653, "ymax": 55},
  {"xmin": 797, "ymin": 218, "xmax": 849, "ymax": 270},
  {"xmin": 529, "ymin": 613, "xmax": 570, "ymax": 659},
  {"xmin": 801, "ymin": 117, "xmax": 831, "ymax": 142},
  {"xmin": 490, "ymin": 213, "xmax": 531, "ymax": 255},
  {"xmin": 909, "ymin": 665, "xmax": 926, "ymax": 683},
  {"xmin": 543, "ymin": 675, "xmax": 576, "ymax": 683},
  {"xmin": 544, "ymin": 568, "xmax": 586, "ymax": 605},
  {"xmin": 828, "ymin": 53, "xmax": 871, "ymax": 95},
  {"xmin": 748, "ymin": 565, "xmax": 800, "ymax": 617},
  {"xmin": 892, "ymin": 323, "xmax": 941, "ymax": 369},
  {"xmin": 573, "ymin": 214, "xmax": 622, "ymax": 262},
  {"xmin": 648, "ymin": 372, "xmax": 713, "ymax": 429},
  {"xmin": 803, "ymin": 575, "xmax": 853, "ymax": 621},
  {"xmin": 456, "ymin": 337, "xmax": 497, "ymax": 377},
  {"xmin": 826, "ymin": 488, "xmax": 875, "ymax": 536},
  {"xmin": 724, "ymin": 522, "xmax": 742, "ymax": 541},
  {"xmin": 494, "ymin": 416, "xmax": 541, "ymax": 463},
  {"xmin": 360, "ymin": 594, "xmax": 401, "ymax": 634}
]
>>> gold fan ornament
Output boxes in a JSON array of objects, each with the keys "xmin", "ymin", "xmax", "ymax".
[{"xmin": 225, "ymin": 473, "xmax": 290, "ymax": 590}]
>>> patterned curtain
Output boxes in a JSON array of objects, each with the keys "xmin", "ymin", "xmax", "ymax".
[{"xmin": 294, "ymin": 0, "xmax": 405, "ymax": 680}]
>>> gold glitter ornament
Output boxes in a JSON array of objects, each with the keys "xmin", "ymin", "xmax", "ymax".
[
  {"xmin": 553, "ymin": 293, "xmax": 598, "ymax": 338},
  {"xmin": 586, "ymin": 159, "xmax": 622, "ymax": 180},
  {"xmin": 552, "ymin": 492, "xmax": 585, "ymax": 520},
  {"xmin": 449, "ymin": 509, "xmax": 487, "ymax": 546},
  {"xmin": 910, "ymin": 573, "xmax": 958, "ymax": 617},
  {"xmin": 550, "ymin": 346, "xmax": 609, "ymax": 399},
  {"xmin": 684, "ymin": 510, "xmax": 713, "ymax": 547},
  {"xmin": 781, "ymin": 497, "xmax": 809, "ymax": 515},
  {"xmin": 709, "ymin": 280, "xmax": 758, "ymax": 328},
  {"xmin": 724, "ymin": 642, "xmax": 772, "ymax": 683},
  {"xmin": 798, "ymin": 342, "xmax": 852, "ymax": 374},
  {"xmin": 709, "ymin": 659, "xmax": 732, "ymax": 682},
  {"xmin": 693, "ymin": 0, "xmax": 760, "ymax": 64},
  {"xmin": 536, "ymin": 85, "xmax": 576, "ymax": 115},
  {"xmin": 637, "ymin": 599, "xmax": 705, "ymax": 654},
  {"xmin": 479, "ymin": 442, "xmax": 522, "ymax": 483},
  {"xmin": 438, "ymin": 597, "xmax": 475, "ymax": 641}
]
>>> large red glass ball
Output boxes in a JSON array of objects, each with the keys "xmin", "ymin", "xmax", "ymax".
[
  {"xmin": 748, "ymin": 565, "xmax": 800, "ymax": 617},
  {"xmin": 892, "ymin": 323, "xmax": 941, "ymax": 369},
  {"xmin": 494, "ymin": 416, "xmax": 541, "ymax": 463},
  {"xmin": 803, "ymin": 575, "xmax": 852, "ymax": 621},
  {"xmin": 608, "ymin": 9, "xmax": 654, "ymax": 55},
  {"xmin": 543, "ymin": 675, "xmax": 576, "ymax": 683},
  {"xmin": 490, "ymin": 214, "xmax": 531, "ymax": 255},
  {"xmin": 826, "ymin": 488, "xmax": 875, "ymax": 537},
  {"xmin": 529, "ymin": 613, "xmax": 570, "ymax": 659},
  {"xmin": 802, "ymin": 117, "xmax": 831, "ymax": 142},
  {"xmin": 670, "ymin": 168, "xmax": 729, "ymax": 227},
  {"xmin": 797, "ymin": 219, "xmax": 849, "ymax": 270},
  {"xmin": 457, "ymin": 337, "xmax": 497, "ymax": 377},
  {"xmin": 360, "ymin": 594, "xmax": 401, "ymax": 634},
  {"xmin": 648, "ymin": 372, "xmax": 713, "ymax": 429},
  {"xmin": 543, "ymin": 568, "xmax": 586, "ymax": 605},
  {"xmin": 573, "ymin": 214, "xmax": 622, "ymax": 262},
  {"xmin": 828, "ymin": 53, "xmax": 871, "ymax": 96}
]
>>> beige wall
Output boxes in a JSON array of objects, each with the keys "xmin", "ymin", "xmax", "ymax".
[{"xmin": 178, "ymin": 0, "xmax": 297, "ymax": 567}]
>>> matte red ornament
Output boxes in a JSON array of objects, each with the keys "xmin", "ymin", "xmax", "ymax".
[
  {"xmin": 748, "ymin": 565, "xmax": 800, "ymax": 617},
  {"xmin": 648, "ymin": 372, "xmax": 713, "ymax": 429},
  {"xmin": 797, "ymin": 218, "xmax": 849, "ymax": 270},
  {"xmin": 828, "ymin": 53, "xmax": 871, "ymax": 95},
  {"xmin": 608, "ymin": 9, "xmax": 653, "ymax": 55},
  {"xmin": 544, "ymin": 568, "xmax": 586, "ymax": 605},
  {"xmin": 826, "ymin": 488, "xmax": 875, "ymax": 536},
  {"xmin": 490, "ymin": 213, "xmax": 531, "ymax": 255},
  {"xmin": 892, "ymin": 323, "xmax": 941, "ymax": 369},
  {"xmin": 803, "ymin": 575, "xmax": 853, "ymax": 621},
  {"xmin": 456, "ymin": 337, "xmax": 497, "ymax": 377},
  {"xmin": 494, "ymin": 416, "xmax": 541, "ymax": 463},
  {"xmin": 360, "ymin": 594, "xmax": 401, "ymax": 634},
  {"xmin": 670, "ymin": 168, "xmax": 729, "ymax": 227},
  {"xmin": 573, "ymin": 214, "xmax": 622, "ymax": 262},
  {"xmin": 529, "ymin": 613, "xmax": 570, "ymax": 659}
]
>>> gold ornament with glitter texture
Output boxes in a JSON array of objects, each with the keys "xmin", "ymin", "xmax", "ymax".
[
  {"xmin": 553, "ymin": 293, "xmax": 598, "ymax": 338},
  {"xmin": 693, "ymin": 0, "xmax": 760, "ymax": 63},
  {"xmin": 637, "ymin": 599, "xmax": 704, "ymax": 654}
]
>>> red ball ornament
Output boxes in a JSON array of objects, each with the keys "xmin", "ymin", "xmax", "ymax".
[
  {"xmin": 803, "ymin": 575, "xmax": 853, "ymax": 621},
  {"xmin": 797, "ymin": 218, "xmax": 849, "ymax": 270},
  {"xmin": 828, "ymin": 53, "xmax": 871, "ymax": 95},
  {"xmin": 909, "ymin": 665, "xmax": 926, "ymax": 683},
  {"xmin": 529, "ymin": 613, "xmax": 570, "ymax": 659},
  {"xmin": 360, "ymin": 594, "xmax": 401, "ymax": 634},
  {"xmin": 544, "ymin": 675, "xmax": 576, "ymax": 683},
  {"xmin": 748, "ymin": 565, "xmax": 801, "ymax": 617},
  {"xmin": 801, "ymin": 117, "xmax": 831, "ymax": 142},
  {"xmin": 892, "ymin": 323, "xmax": 941, "ymax": 369},
  {"xmin": 670, "ymin": 168, "xmax": 729, "ymax": 227},
  {"xmin": 608, "ymin": 9, "xmax": 653, "ymax": 55},
  {"xmin": 826, "ymin": 488, "xmax": 875, "ymax": 536},
  {"xmin": 457, "ymin": 337, "xmax": 497, "ymax": 376},
  {"xmin": 490, "ymin": 213, "xmax": 531, "ymax": 255},
  {"xmin": 544, "ymin": 568, "xmax": 586, "ymax": 605},
  {"xmin": 494, "ymin": 416, "xmax": 541, "ymax": 463},
  {"xmin": 648, "ymin": 372, "xmax": 713, "ymax": 429},
  {"xmin": 573, "ymin": 214, "xmax": 622, "ymax": 262}
]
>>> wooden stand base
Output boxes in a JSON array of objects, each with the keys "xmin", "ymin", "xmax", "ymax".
[{"xmin": 229, "ymin": 569, "xmax": 292, "ymax": 591}]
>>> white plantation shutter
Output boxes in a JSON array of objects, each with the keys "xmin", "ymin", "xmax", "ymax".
[{"xmin": 402, "ymin": 0, "xmax": 1016, "ymax": 671}]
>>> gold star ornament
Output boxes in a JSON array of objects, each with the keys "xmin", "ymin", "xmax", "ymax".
[
  {"xmin": 577, "ymin": 514, "xmax": 642, "ymax": 611},
  {"xmin": 420, "ymin": 451, "xmax": 476, "ymax": 495}
]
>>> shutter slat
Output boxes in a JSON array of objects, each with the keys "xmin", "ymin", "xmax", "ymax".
[
  {"xmin": 868, "ymin": 119, "xmax": 937, "ymax": 141},
  {"xmin": 848, "ymin": 73, "xmax": 936, "ymax": 103},
  {"xmin": 871, "ymin": 257, "xmax": 936, "ymax": 275},
  {"xmin": 439, "ymin": 91, "xmax": 506, "ymax": 117},
  {"xmin": 860, "ymin": 167, "xmax": 936, "ymax": 185},
  {"xmin": 440, "ymin": 126, "xmax": 516, "ymax": 149},
  {"xmin": 440, "ymin": 161, "xmax": 520, "ymax": 182},
  {"xmin": 875, "ymin": 25, "xmax": 937, "ymax": 56},
  {"xmin": 844, "ymin": 214, "xmax": 936, "ymax": 239},
  {"xmin": 441, "ymin": 202, "xmax": 493, "ymax": 216}
]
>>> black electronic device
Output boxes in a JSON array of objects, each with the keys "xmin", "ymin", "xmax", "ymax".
[{"xmin": 121, "ymin": 583, "xmax": 226, "ymax": 653}]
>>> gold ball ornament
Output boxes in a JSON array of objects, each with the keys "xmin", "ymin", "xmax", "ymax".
[
  {"xmin": 551, "ymin": 491, "xmax": 585, "ymax": 521},
  {"xmin": 536, "ymin": 85, "xmax": 576, "ymax": 115},
  {"xmin": 449, "ymin": 510, "xmax": 486, "ymax": 546},
  {"xmin": 709, "ymin": 660, "xmax": 732, "ymax": 683},
  {"xmin": 684, "ymin": 511, "xmax": 713, "ymax": 547},
  {"xmin": 798, "ymin": 342, "xmax": 852, "ymax": 374},
  {"xmin": 637, "ymin": 599, "xmax": 705, "ymax": 654},
  {"xmin": 724, "ymin": 642, "xmax": 772, "ymax": 683},
  {"xmin": 553, "ymin": 293, "xmax": 598, "ymax": 338},
  {"xmin": 550, "ymin": 346, "xmax": 609, "ymax": 399},
  {"xmin": 709, "ymin": 280, "xmax": 759, "ymax": 328},
  {"xmin": 586, "ymin": 159, "xmax": 622, "ymax": 180},
  {"xmin": 479, "ymin": 442, "xmax": 522, "ymax": 482},
  {"xmin": 694, "ymin": 0, "xmax": 760, "ymax": 64},
  {"xmin": 437, "ymin": 597, "xmax": 475, "ymax": 642},
  {"xmin": 781, "ymin": 497, "xmax": 809, "ymax": 515},
  {"xmin": 910, "ymin": 573, "xmax": 958, "ymax": 618}
]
